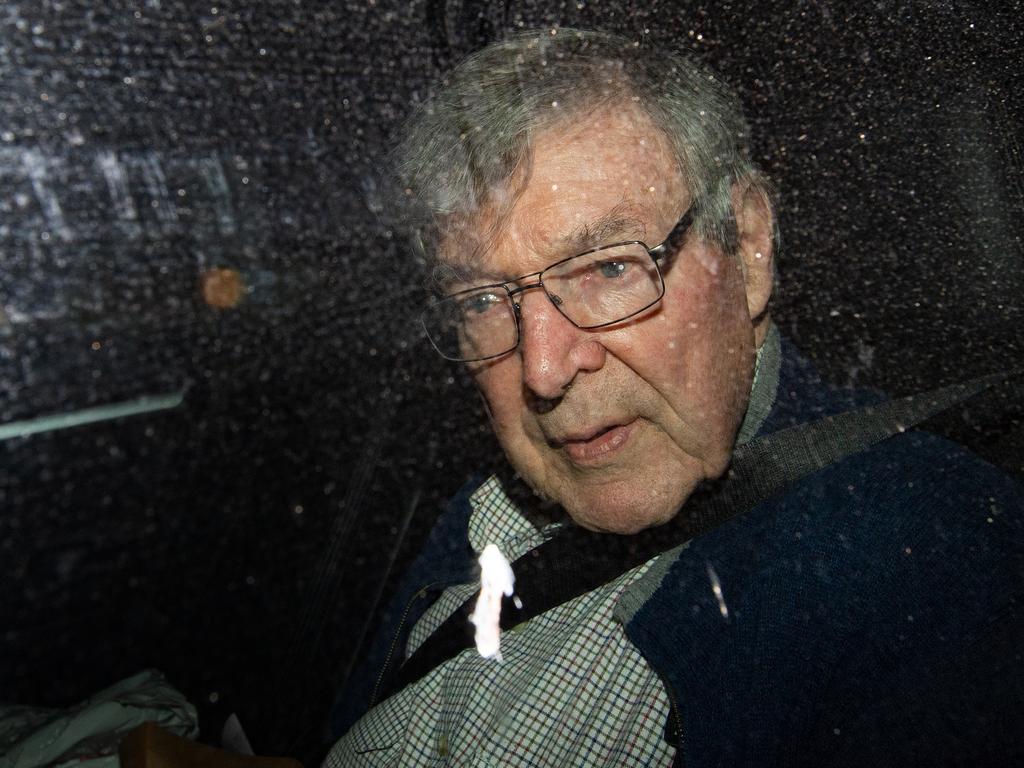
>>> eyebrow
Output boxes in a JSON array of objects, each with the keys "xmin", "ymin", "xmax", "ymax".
[
  {"xmin": 430, "ymin": 261, "xmax": 505, "ymax": 294},
  {"xmin": 557, "ymin": 203, "xmax": 648, "ymax": 253},
  {"xmin": 433, "ymin": 203, "xmax": 650, "ymax": 292}
]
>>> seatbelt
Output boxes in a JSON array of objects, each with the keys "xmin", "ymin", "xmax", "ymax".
[{"xmin": 382, "ymin": 369, "xmax": 1019, "ymax": 701}]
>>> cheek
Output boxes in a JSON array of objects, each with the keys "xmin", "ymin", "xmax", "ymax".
[
  {"xmin": 667, "ymin": 256, "xmax": 748, "ymax": 342},
  {"xmin": 643, "ymin": 260, "xmax": 752, "ymax": 406},
  {"xmin": 474, "ymin": 360, "xmax": 527, "ymax": 433}
]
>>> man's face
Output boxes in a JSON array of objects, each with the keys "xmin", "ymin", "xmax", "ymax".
[{"xmin": 443, "ymin": 106, "xmax": 767, "ymax": 533}]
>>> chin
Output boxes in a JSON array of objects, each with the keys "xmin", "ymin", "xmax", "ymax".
[{"xmin": 563, "ymin": 477, "xmax": 697, "ymax": 534}]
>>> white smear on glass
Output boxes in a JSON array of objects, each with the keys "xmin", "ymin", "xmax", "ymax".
[{"xmin": 469, "ymin": 544, "xmax": 517, "ymax": 660}]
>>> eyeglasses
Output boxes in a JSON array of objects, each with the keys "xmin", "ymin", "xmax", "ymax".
[{"xmin": 422, "ymin": 206, "xmax": 695, "ymax": 362}]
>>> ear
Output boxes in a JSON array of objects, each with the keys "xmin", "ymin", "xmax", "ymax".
[{"xmin": 731, "ymin": 180, "xmax": 775, "ymax": 346}]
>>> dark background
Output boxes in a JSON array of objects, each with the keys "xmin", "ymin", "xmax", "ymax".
[{"xmin": 2, "ymin": 0, "xmax": 1021, "ymax": 762}]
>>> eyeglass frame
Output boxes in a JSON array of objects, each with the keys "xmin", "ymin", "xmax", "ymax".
[{"xmin": 423, "ymin": 205, "xmax": 696, "ymax": 362}]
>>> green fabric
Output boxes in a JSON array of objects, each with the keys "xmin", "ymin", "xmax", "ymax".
[
  {"xmin": 736, "ymin": 322, "xmax": 781, "ymax": 446},
  {"xmin": 0, "ymin": 669, "xmax": 197, "ymax": 768}
]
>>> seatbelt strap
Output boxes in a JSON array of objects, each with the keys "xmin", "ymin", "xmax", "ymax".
[{"xmin": 383, "ymin": 369, "xmax": 1019, "ymax": 700}]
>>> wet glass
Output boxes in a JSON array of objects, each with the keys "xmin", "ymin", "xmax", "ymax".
[{"xmin": 1, "ymin": 3, "xmax": 1021, "ymax": 765}]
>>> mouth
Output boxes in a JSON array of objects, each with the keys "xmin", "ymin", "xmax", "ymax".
[{"xmin": 556, "ymin": 419, "xmax": 638, "ymax": 465}]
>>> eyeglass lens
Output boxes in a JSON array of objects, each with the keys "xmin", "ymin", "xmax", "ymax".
[{"xmin": 423, "ymin": 243, "xmax": 664, "ymax": 362}]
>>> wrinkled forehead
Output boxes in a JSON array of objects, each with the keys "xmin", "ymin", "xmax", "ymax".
[{"xmin": 433, "ymin": 103, "xmax": 687, "ymax": 288}]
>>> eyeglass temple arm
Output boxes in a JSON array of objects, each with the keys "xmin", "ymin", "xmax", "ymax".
[{"xmin": 649, "ymin": 209, "xmax": 695, "ymax": 262}]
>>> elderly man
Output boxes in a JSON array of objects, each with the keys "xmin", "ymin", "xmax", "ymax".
[{"xmin": 325, "ymin": 30, "xmax": 1022, "ymax": 767}]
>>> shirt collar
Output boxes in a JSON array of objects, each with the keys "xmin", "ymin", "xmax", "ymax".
[{"xmin": 736, "ymin": 321, "xmax": 781, "ymax": 444}]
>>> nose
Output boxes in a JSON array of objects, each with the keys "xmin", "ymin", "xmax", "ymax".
[{"xmin": 517, "ymin": 289, "xmax": 607, "ymax": 401}]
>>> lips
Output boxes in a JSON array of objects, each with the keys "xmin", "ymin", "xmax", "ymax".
[{"xmin": 557, "ymin": 420, "xmax": 638, "ymax": 464}]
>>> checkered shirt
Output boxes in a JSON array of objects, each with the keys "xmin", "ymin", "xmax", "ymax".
[{"xmin": 323, "ymin": 474, "xmax": 674, "ymax": 767}]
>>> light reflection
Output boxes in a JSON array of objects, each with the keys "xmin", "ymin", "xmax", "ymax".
[{"xmin": 705, "ymin": 562, "xmax": 730, "ymax": 620}]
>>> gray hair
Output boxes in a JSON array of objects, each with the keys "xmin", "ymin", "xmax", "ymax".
[{"xmin": 394, "ymin": 28, "xmax": 772, "ymax": 269}]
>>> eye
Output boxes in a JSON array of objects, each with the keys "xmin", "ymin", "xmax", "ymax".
[
  {"xmin": 597, "ymin": 260, "xmax": 628, "ymax": 279},
  {"xmin": 461, "ymin": 291, "xmax": 504, "ymax": 316}
]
